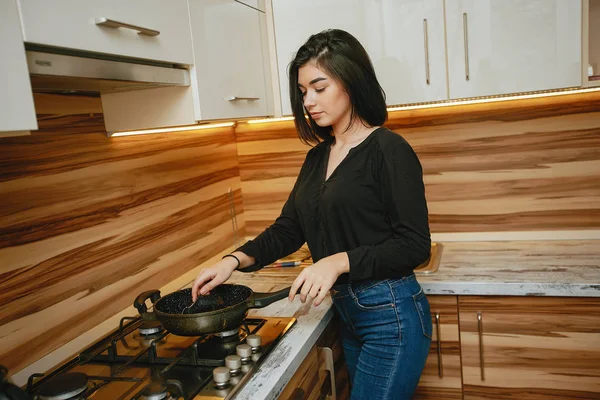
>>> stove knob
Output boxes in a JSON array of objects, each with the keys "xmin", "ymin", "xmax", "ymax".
[
  {"xmin": 236, "ymin": 344, "xmax": 253, "ymax": 363},
  {"xmin": 225, "ymin": 355, "xmax": 242, "ymax": 375},
  {"xmin": 246, "ymin": 334, "xmax": 262, "ymax": 351},
  {"xmin": 251, "ymin": 352, "xmax": 262, "ymax": 362},
  {"xmin": 213, "ymin": 366, "xmax": 230, "ymax": 388}
]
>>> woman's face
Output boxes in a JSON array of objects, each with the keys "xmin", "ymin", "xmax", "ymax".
[{"xmin": 298, "ymin": 61, "xmax": 352, "ymax": 131}]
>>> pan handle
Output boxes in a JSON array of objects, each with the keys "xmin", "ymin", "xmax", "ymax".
[
  {"xmin": 248, "ymin": 287, "xmax": 292, "ymax": 308},
  {"xmin": 134, "ymin": 290, "xmax": 161, "ymax": 314}
]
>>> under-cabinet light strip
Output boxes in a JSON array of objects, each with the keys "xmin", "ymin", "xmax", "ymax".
[
  {"xmin": 111, "ymin": 121, "xmax": 235, "ymax": 137},
  {"xmin": 112, "ymin": 86, "xmax": 600, "ymax": 134},
  {"xmin": 248, "ymin": 86, "xmax": 600, "ymax": 124}
]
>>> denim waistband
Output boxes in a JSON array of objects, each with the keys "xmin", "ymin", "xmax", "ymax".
[{"xmin": 331, "ymin": 273, "xmax": 417, "ymax": 298}]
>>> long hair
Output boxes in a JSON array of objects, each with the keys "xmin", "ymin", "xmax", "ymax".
[{"xmin": 288, "ymin": 29, "xmax": 387, "ymax": 146}]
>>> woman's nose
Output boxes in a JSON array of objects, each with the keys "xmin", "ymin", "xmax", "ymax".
[{"xmin": 303, "ymin": 91, "xmax": 315, "ymax": 108}]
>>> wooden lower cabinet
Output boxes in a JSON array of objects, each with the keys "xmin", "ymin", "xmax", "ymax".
[
  {"xmin": 414, "ymin": 295, "xmax": 463, "ymax": 399},
  {"xmin": 279, "ymin": 315, "xmax": 350, "ymax": 400},
  {"xmin": 459, "ymin": 296, "xmax": 600, "ymax": 399}
]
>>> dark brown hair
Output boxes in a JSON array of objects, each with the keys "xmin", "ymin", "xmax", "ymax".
[{"xmin": 288, "ymin": 29, "xmax": 387, "ymax": 146}]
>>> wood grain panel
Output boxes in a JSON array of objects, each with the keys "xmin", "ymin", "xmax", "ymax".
[
  {"xmin": 459, "ymin": 296, "xmax": 600, "ymax": 399},
  {"xmin": 413, "ymin": 295, "xmax": 463, "ymax": 400},
  {"xmin": 236, "ymin": 91, "xmax": 600, "ymax": 235},
  {"xmin": 0, "ymin": 94, "xmax": 245, "ymax": 374}
]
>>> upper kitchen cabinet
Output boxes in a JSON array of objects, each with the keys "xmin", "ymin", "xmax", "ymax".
[
  {"xmin": 101, "ymin": 0, "xmax": 273, "ymax": 133},
  {"xmin": 272, "ymin": 0, "xmax": 447, "ymax": 116},
  {"xmin": 188, "ymin": 0, "xmax": 271, "ymax": 120},
  {"xmin": 18, "ymin": 0, "xmax": 193, "ymax": 65},
  {"xmin": 0, "ymin": 0, "xmax": 37, "ymax": 134},
  {"xmin": 445, "ymin": 0, "xmax": 582, "ymax": 99}
]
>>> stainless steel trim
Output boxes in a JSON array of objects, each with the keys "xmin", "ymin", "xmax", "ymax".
[
  {"xmin": 423, "ymin": 19, "xmax": 431, "ymax": 85},
  {"xmin": 435, "ymin": 312, "xmax": 443, "ymax": 378},
  {"xmin": 26, "ymin": 51, "xmax": 189, "ymax": 93},
  {"xmin": 95, "ymin": 17, "xmax": 160, "ymax": 36},
  {"xmin": 463, "ymin": 13, "xmax": 470, "ymax": 81},
  {"xmin": 318, "ymin": 347, "xmax": 336, "ymax": 400},
  {"xmin": 477, "ymin": 311, "xmax": 484, "ymax": 380},
  {"xmin": 225, "ymin": 96, "xmax": 261, "ymax": 101}
]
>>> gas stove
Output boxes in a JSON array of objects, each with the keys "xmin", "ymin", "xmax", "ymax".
[{"xmin": 24, "ymin": 313, "xmax": 296, "ymax": 399}]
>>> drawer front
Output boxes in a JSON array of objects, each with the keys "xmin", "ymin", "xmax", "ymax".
[{"xmin": 20, "ymin": 0, "xmax": 193, "ymax": 65}]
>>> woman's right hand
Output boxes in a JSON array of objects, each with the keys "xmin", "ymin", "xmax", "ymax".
[{"xmin": 191, "ymin": 257, "xmax": 238, "ymax": 301}]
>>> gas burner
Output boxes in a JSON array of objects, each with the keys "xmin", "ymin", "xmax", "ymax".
[
  {"xmin": 139, "ymin": 320, "xmax": 163, "ymax": 336},
  {"xmin": 35, "ymin": 372, "xmax": 88, "ymax": 400},
  {"xmin": 140, "ymin": 380, "xmax": 168, "ymax": 400},
  {"xmin": 214, "ymin": 328, "xmax": 239, "ymax": 338}
]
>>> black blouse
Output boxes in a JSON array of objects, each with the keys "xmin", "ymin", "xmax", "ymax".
[{"xmin": 236, "ymin": 127, "xmax": 431, "ymax": 283}]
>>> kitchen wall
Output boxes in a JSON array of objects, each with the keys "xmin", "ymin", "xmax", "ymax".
[
  {"xmin": 2, "ymin": 89, "xmax": 599, "ymax": 377},
  {"xmin": 237, "ymin": 91, "xmax": 600, "ymax": 236},
  {"xmin": 0, "ymin": 94, "xmax": 244, "ymax": 374}
]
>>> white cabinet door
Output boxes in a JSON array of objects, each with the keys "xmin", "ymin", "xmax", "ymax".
[
  {"xmin": 0, "ymin": 0, "xmax": 37, "ymax": 133},
  {"xmin": 19, "ymin": 0, "xmax": 193, "ymax": 65},
  {"xmin": 272, "ymin": 0, "xmax": 447, "ymax": 116},
  {"xmin": 445, "ymin": 0, "xmax": 582, "ymax": 99},
  {"xmin": 188, "ymin": 0, "xmax": 270, "ymax": 120}
]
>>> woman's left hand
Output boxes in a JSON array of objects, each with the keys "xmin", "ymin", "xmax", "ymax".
[{"xmin": 289, "ymin": 252, "xmax": 350, "ymax": 307}]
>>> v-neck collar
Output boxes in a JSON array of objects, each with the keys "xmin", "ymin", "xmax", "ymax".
[{"xmin": 322, "ymin": 127, "xmax": 383, "ymax": 183}]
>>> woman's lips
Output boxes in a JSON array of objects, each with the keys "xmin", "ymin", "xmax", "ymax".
[{"xmin": 310, "ymin": 112, "xmax": 323, "ymax": 119}]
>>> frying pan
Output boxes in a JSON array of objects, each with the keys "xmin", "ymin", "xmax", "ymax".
[{"xmin": 134, "ymin": 284, "xmax": 291, "ymax": 336}]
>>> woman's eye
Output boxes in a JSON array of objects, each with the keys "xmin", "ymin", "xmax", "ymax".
[{"xmin": 315, "ymin": 87, "xmax": 325, "ymax": 93}]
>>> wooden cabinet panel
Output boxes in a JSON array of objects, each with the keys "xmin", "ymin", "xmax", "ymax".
[
  {"xmin": 459, "ymin": 296, "xmax": 600, "ymax": 399},
  {"xmin": 280, "ymin": 315, "xmax": 350, "ymax": 400},
  {"xmin": 279, "ymin": 346, "xmax": 323, "ymax": 400},
  {"xmin": 413, "ymin": 295, "xmax": 463, "ymax": 400}
]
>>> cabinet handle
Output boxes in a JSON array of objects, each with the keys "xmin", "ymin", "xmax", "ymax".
[
  {"xmin": 462, "ymin": 13, "xmax": 470, "ymax": 81},
  {"xmin": 224, "ymin": 96, "xmax": 261, "ymax": 101},
  {"xmin": 477, "ymin": 311, "xmax": 484, "ymax": 381},
  {"xmin": 95, "ymin": 17, "xmax": 160, "ymax": 37},
  {"xmin": 318, "ymin": 347, "xmax": 336, "ymax": 400},
  {"xmin": 435, "ymin": 312, "xmax": 443, "ymax": 378},
  {"xmin": 423, "ymin": 19, "xmax": 430, "ymax": 85}
]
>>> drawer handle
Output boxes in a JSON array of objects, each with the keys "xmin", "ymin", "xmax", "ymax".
[
  {"xmin": 95, "ymin": 17, "xmax": 160, "ymax": 37},
  {"xmin": 423, "ymin": 18, "xmax": 430, "ymax": 85},
  {"xmin": 318, "ymin": 347, "xmax": 336, "ymax": 400},
  {"xmin": 478, "ymin": 311, "xmax": 484, "ymax": 381},
  {"xmin": 462, "ymin": 12, "xmax": 470, "ymax": 81},
  {"xmin": 435, "ymin": 312, "xmax": 443, "ymax": 378},
  {"xmin": 224, "ymin": 96, "xmax": 260, "ymax": 101}
]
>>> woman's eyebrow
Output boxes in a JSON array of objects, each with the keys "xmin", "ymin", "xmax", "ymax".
[{"xmin": 298, "ymin": 77, "xmax": 328, "ymax": 88}]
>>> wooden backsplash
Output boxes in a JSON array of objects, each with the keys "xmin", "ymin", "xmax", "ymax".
[
  {"xmin": 237, "ymin": 91, "xmax": 600, "ymax": 236},
  {"xmin": 0, "ymin": 94, "xmax": 244, "ymax": 373},
  {"xmin": 2, "ymin": 90, "xmax": 599, "ymax": 376}
]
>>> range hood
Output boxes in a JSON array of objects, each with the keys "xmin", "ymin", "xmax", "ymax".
[{"xmin": 26, "ymin": 48, "xmax": 190, "ymax": 95}]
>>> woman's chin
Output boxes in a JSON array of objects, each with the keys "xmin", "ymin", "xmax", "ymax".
[{"xmin": 312, "ymin": 118, "xmax": 330, "ymax": 127}]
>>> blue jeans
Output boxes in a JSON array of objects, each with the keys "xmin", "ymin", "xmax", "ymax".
[{"xmin": 330, "ymin": 274, "xmax": 432, "ymax": 400}]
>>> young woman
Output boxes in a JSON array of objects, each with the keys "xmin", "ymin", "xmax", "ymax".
[{"xmin": 191, "ymin": 29, "xmax": 432, "ymax": 399}]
